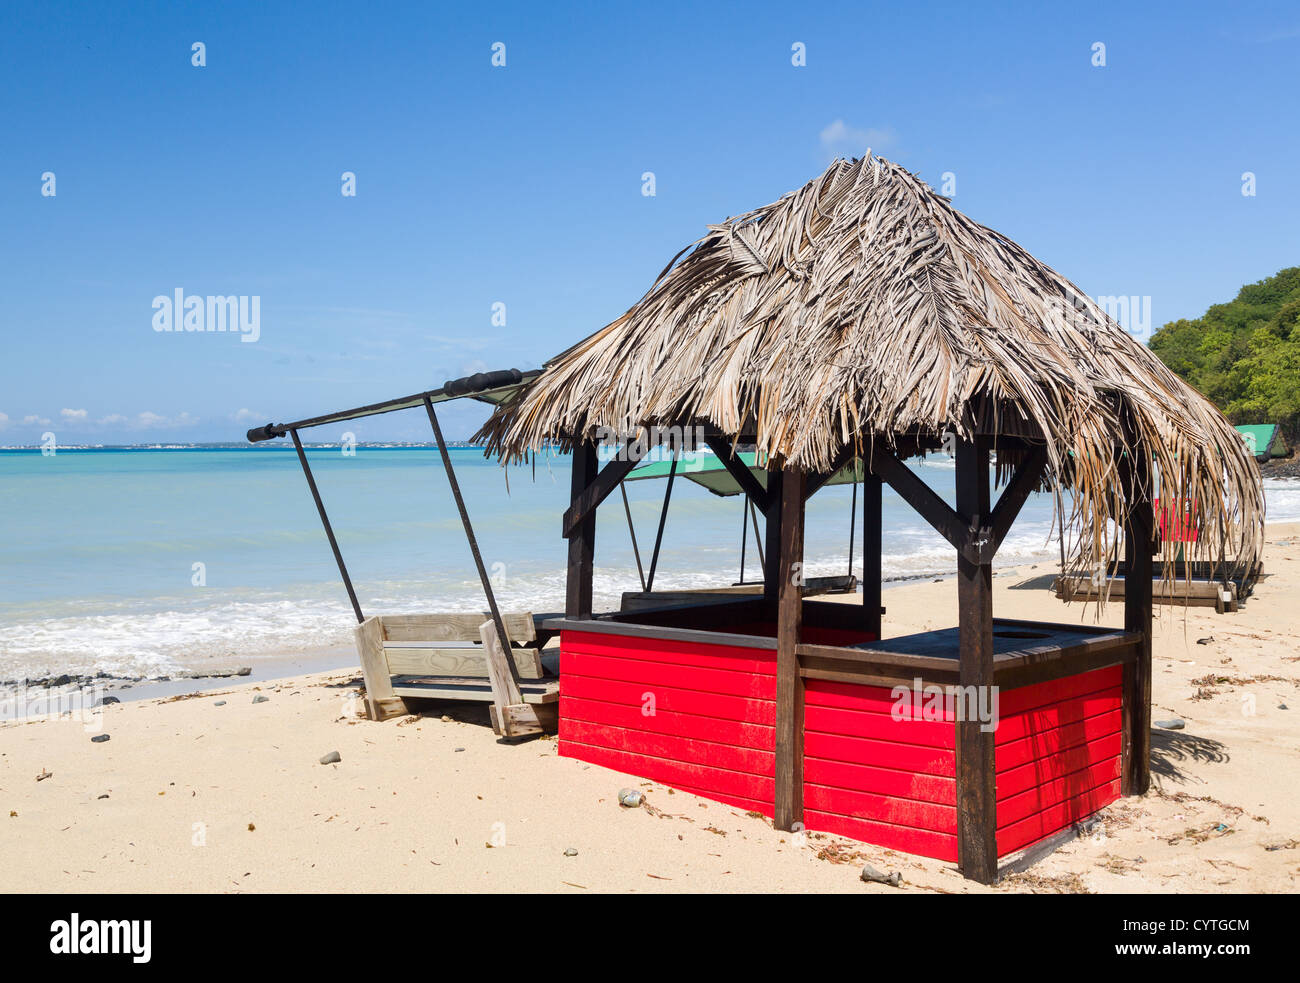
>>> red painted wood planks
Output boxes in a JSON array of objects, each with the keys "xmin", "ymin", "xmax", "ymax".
[
  {"xmin": 563, "ymin": 719, "xmax": 775, "ymax": 778},
  {"xmin": 804, "ymin": 756, "xmax": 956, "ymax": 805},
  {"xmin": 805, "ymin": 783, "xmax": 958, "ymax": 834},
  {"xmin": 807, "ymin": 810, "xmax": 958, "ymax": 862},
  {"xmin": 563, "ymin": 695, "xmax": 774, "ymax": 751},
  {"xmin": 562, "ymin": 631, "xmax": 775, "ymax": 675},
  {"xmin": 991, "ymin": 668, "xmax": 1126, "ymax": 857},
  {"xmin": 562, "ymin": 674, "xmax": 776, "ymax": 726},
  {"xmin": 997, "ymin": 779, "xmax": 1122, "ymax": 856},
  {"xmin": 563, "ymin": 649, "xmax": 775, "ymax": 700},
  {"xmin": 559, "ymin": 631, "xmax": 780, "ymax": 812},
  {"xmin": 804, "ymin": 730, "xmax": 955, "ymax": 776},
  {"xmin": 559, "ymin": 740, "xmax": 775, "ymax": 805}
]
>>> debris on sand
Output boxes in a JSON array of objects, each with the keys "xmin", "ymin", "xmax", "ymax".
[{"xmin": 860, "ymin": 864, "xmax": 903, "ymax": 887}]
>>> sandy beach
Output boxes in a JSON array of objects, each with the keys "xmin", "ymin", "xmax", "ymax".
[{"xmin": 3, "ymin": 524, "xmax": 1296, "ymax": 895}]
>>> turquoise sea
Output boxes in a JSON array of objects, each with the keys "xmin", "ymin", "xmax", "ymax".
[{"xmin": 1, "ymin": 446, "xmax": 1296, "ymax": 682}]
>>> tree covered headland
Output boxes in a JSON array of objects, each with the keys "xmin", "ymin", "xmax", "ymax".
[{"xmin": 1150, "ymin": 267, "xmax": 1300, "ymax": 445}]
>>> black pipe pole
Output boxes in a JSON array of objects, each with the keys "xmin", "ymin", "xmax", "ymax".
[
  {"xmin": 749, "ymin": 497, "xmax": 766, "ymax": 569},
  {"xmin": 621, "ymin": 484, "xmax": 647, "ymax": 591},
  {"xmin": 291, "ymin": 428, "xmax": 364, "ymax": 623},
  {"xmin": 738, "ymin": 497, "xmax": 750, "ymax": 584},
  {"xmin": 847, "ymin": 465, "xmax": 858, "ymax": 577},
  {"xmin": 423, "ymin": 398, "xmax": 521, "ymax": 687},
  {"xmin": 645, "ymin": 453, "xmax": 678, "ymax": 592}
]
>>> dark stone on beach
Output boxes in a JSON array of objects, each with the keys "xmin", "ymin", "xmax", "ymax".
[
  {"xmin": 319, "ymin": 751, "xmax": 341, "ymax": 765},
  {"xmin": 120, "ymin": 684, "xmax": 132, "ymax": 690},
  {"xmin": 156, "ymin": 675, "xmax": 170, "ymax": 682},
  {"xmin": 94, "ymin": 696, "xmax": 121, "ymax": 708},
  {"xmin": 214, "ymin": 700, "xmax": 226, "ymax": 707},
  {"xmin": 51, "ymin": 675, "xmax": 71, "ymax": 687},
  {"xmin": 90, "ymin": 734, "xmax": 110, "ymax": 743},
  {"xmin": 860, "ymin": 864, "xmax": 902, "ymax": 886},
  {"xmin": 1279, "ymin": 703, "xmax": 1289, "ymax": 710},
  {"xmin": 252, "ymin": 695, "xmax": 269, "ymax": 704},
  {"xmin": 453, "ymin": 747, "xmax": 465, "ymax": 752},
  {"xmin": 97, "ymin": 794, "xmax": 109, "ymax": 800},
  {"xmin": 1197, "ymin": 637, "xmax": 1214, "ymax": 645},
  {"xmin": 1155, "ymin": 718, "xmax": 1185, "ymax": 730}
]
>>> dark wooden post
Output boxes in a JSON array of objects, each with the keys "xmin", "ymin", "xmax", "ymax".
[
  {"xmin": 566, "ymin": 440, "xmax": 598, "ymax": 618},
  {"xmin": 1121, "ymin": 446, "xmax": 1153, "ymax": 795},
  {"xmin": 763, "ymin": 463, "xmax": 783, "ymax": 605},
  {"xmin": 955, "ymin": 436, "xmax": 996, "ymax": 883},
  {"xmin": 774, "ymin": 466, "xmax": 806, "ymax": 832},
  {"xmin": 863, "ymin": 471, "xmax": 883, "ymax": 639}
]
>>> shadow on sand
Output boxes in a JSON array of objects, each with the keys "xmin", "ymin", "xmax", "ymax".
[{"xmin": 1150, "ymin": 728, "xmax": 1228, "ymax": 785}]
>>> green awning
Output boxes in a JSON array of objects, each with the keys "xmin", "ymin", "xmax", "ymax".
[
  {"xmin": 1236, "ymin": 424, "xmax": 1286, "ymax": 459},
  {"xmin": 625, "ymin": 451, "xmax": 865, "ymax": 496}
]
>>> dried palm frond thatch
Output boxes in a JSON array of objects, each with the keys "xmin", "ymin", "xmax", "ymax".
[{"xmin": 477, "ymin": 155, "xmax": 1264, "ymax": 586}]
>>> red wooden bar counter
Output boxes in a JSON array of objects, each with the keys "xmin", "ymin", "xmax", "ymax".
[
  {"xmin": 548, "ymin": 596, "xmax": 1139, "ymax": 866},
  {"xmin": 553, "ymin": 433, "xmax": 1155, "ymax": 884}
]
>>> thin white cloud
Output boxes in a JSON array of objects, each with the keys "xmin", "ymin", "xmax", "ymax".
[
  {"xmin": 233, "ymin": 408, "xmax": 266, "ymax": 423},
  {"xmin": 135, "ymin": 411, "xmax": 198, "ymax": 430},
  {"xmin": 60, "ymin": 408, "xmax": 89, "ymax": 421},
  {"xmin": 819, "ymin": 120, "xmax": 897, "ymax": 159},
  {"xmin": 23, "ymin": 414, "xmax": 51, "ymax": 426}
]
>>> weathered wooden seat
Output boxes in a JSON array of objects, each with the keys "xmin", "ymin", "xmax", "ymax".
[{"xmin": 355, "ymin": 612, "xmax": 558, "ymax": 736}]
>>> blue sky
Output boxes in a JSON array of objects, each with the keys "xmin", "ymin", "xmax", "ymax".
[{"xmin": 1, "ymin": 0, "xmax": 1297, "ymax": 444}]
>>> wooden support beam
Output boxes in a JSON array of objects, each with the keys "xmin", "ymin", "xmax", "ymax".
[
  {"xmin": 870, "ymin": 446, "xmax": 986, "ymax": 563},
  {"xmin": 480, "ymin": 620, "xmax": 544, "ymax": 738},
  {"xmin": 763, "ymin": 464, "xmax": 783, "ymax": 603},
  {"xmin": 563, "ymin": 449, "xmax": 642, "ymax": 538},
  {"xmin": 1120, "ymin": 446, "xmax": 1154, "ymax": 796},
  {"xmin": 804, "ymin": 445, "xmax": 857, "ymax": 499},
  {"xmin": 955, "ymin": 436, "xmax": 997, "ymax": 884},
  {"xmin": 566, "ymin": 441, "xmax": 598, "ymax": 618},
  {"xmin": 704, "ymin": 436, "xmax": 772, "ymax": 510},
  {"xmin": 774, "ymin": 467, "xmax": 806, "ymax": 833},
  {"xmin": 355, "ymin": 616, "xmax": 407, "ymax": 721},
  {"xmin": 863, "ymin": 472, "xmax": 883, "ymax": 639},
  {"xmin": 987, "ymin": 445, "xmax": 1048, "ymax": 555}
]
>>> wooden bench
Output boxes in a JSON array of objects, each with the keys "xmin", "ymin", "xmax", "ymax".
[
  {"xmin": 1054, "ymin": 575, "xmax": 1238, "ymax": 613},
  {"xmin": 355, "ymin": 612, "xmax": 558, "ymax": 737}
]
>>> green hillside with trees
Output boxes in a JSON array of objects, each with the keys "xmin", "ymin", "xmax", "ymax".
[{"xmin": 1149, "ymin": 267, "xmax": 1300, "ymax": 444}]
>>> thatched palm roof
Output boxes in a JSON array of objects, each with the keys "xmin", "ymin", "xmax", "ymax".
[{"xmin": 478, "ymin": 155, "xmax": 1264, "ymax": 578}]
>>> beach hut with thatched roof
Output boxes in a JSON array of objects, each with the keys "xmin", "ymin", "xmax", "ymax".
[{"xmin": 476, "ymin": 154, "xmax": 1264, "ymax": 882}]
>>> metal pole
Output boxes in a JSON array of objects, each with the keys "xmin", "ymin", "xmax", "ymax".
[
  {"xmin": 291, "ymin": 428, "xmax": 364, "ymax": 623},
  {"xmin": 621, "ymin": 484, "xmax": 647, "ymax": 591},
  {"xmin": 645, "ymin": 452, "xmax": 678, "ymax": 592},
  {"xmin": 738, "ymin": 498, "xmax": 750, "ymax": 584},
  {"xmin": 749, "ymin": 498, "xmax": 765, "ymax": 569},
  {"xmin": 423, "ymin": 397, "xmax": 521, "ymax": 687},
  {"xmin": 847, "ymin": 466, "xmax": 858, "ymax": 578}
]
